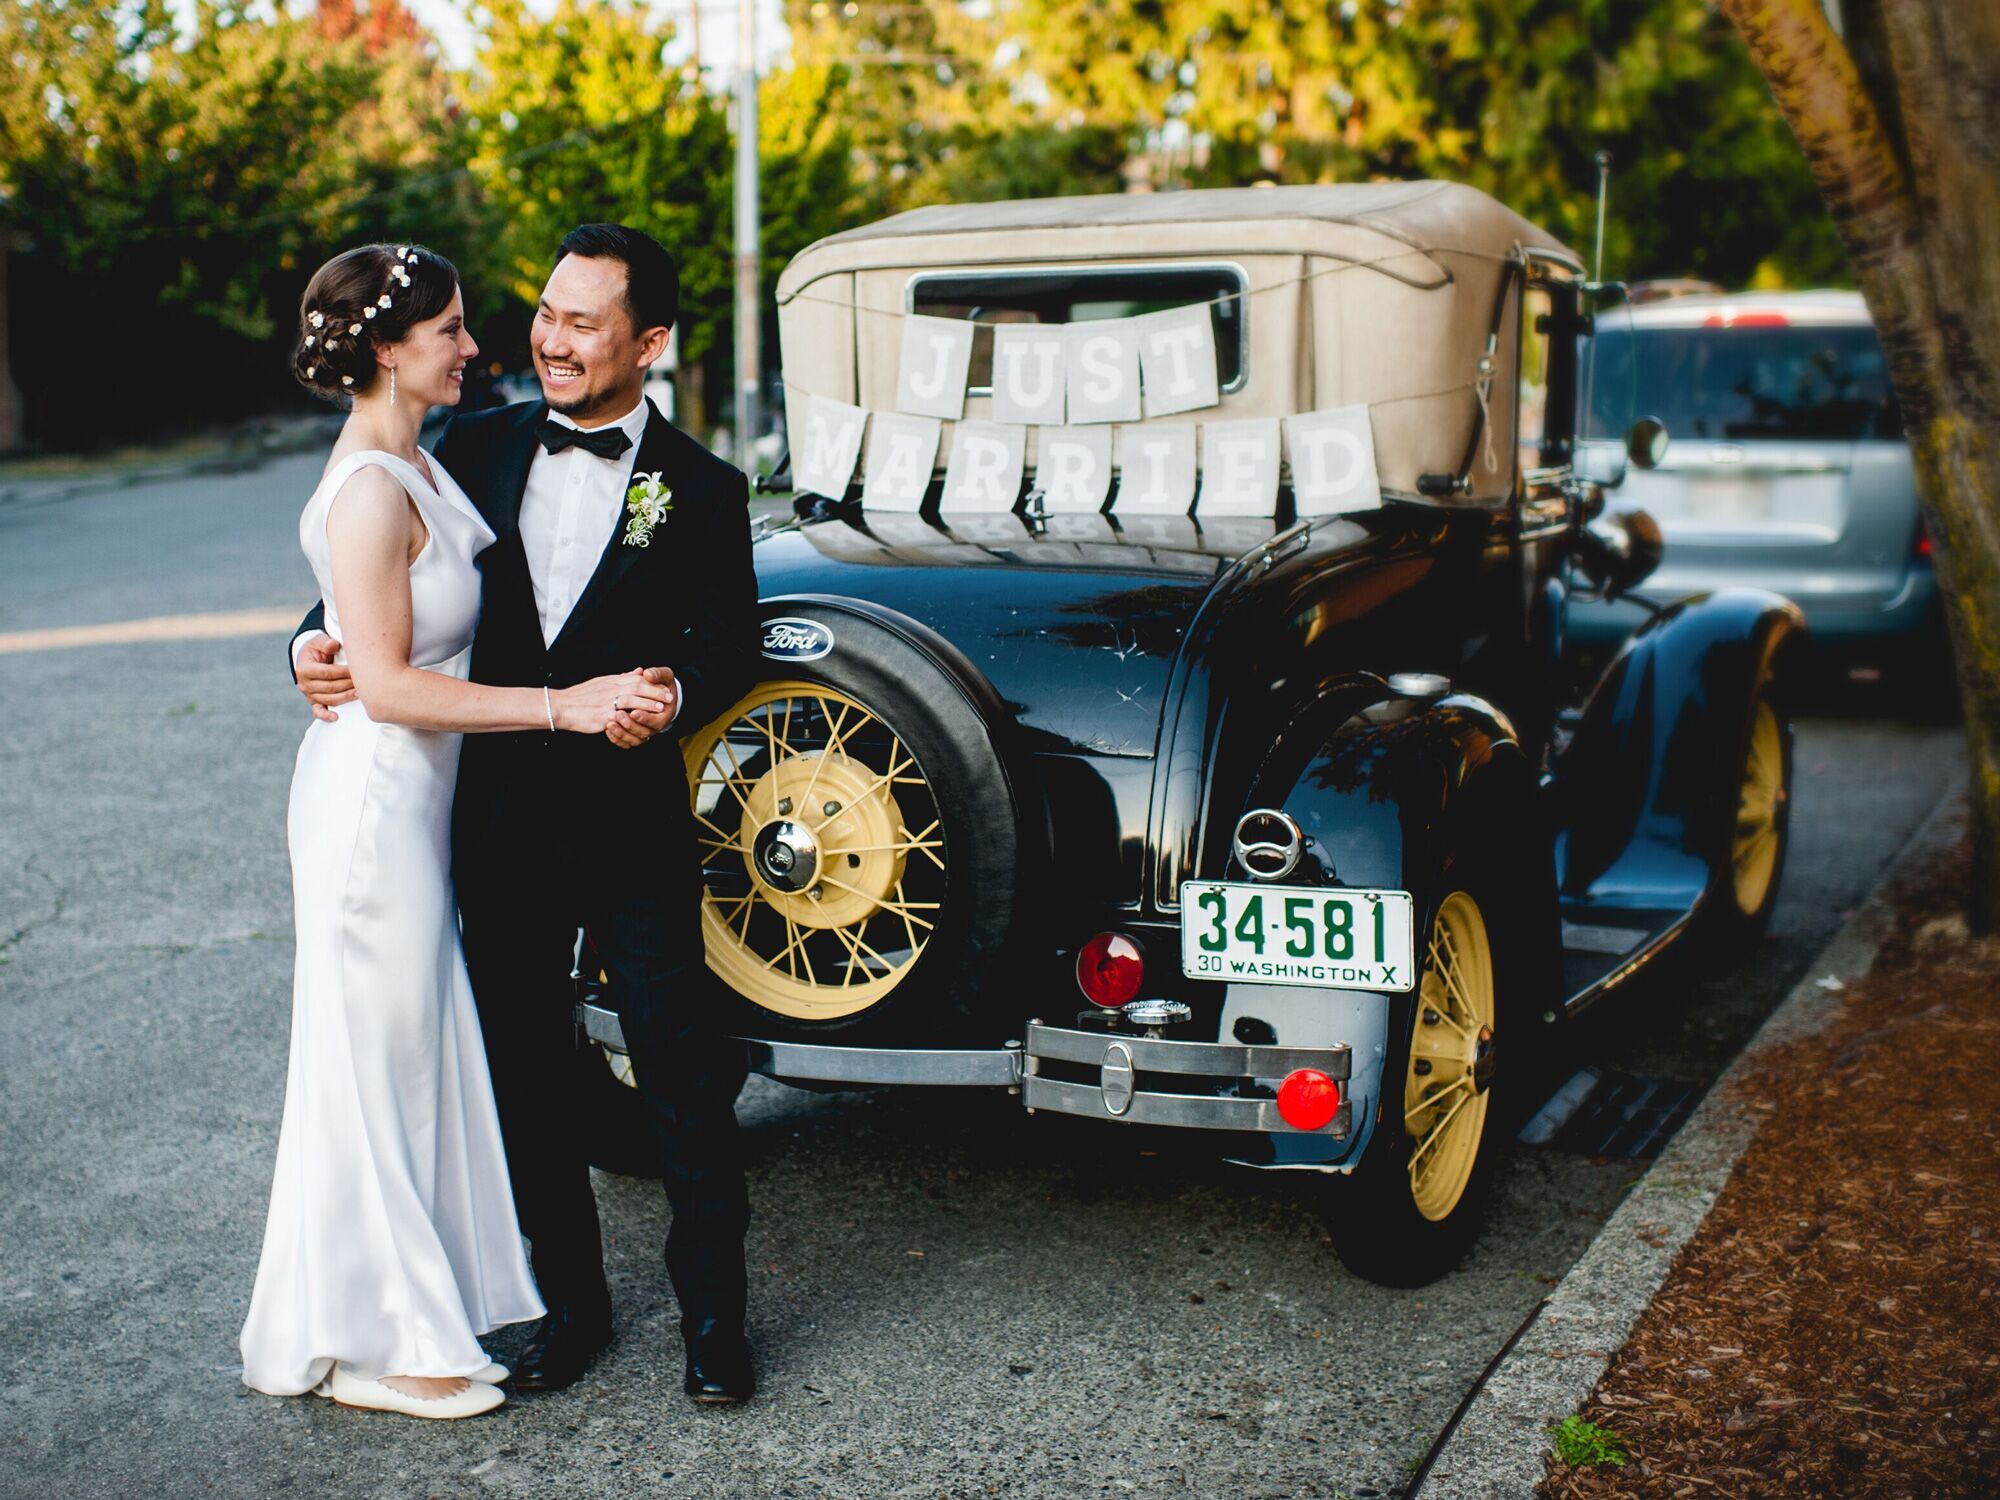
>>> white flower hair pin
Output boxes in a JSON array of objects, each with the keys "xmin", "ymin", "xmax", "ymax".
[
  {"xmin": 623, "ymin": 472, "xmax": 673, "ymax": 548},
  {"xmin": 371, "ymin": 249, "xmax": 415, "ymax": 319}
]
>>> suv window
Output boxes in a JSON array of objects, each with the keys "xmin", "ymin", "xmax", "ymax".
[
  {"xmin": 1582, "ymin": 322, "xmax": 1903, "ymax": 443},
  {"xmin": 909, "ymin": 264, "xmax": 1246, "ymax": 394}
]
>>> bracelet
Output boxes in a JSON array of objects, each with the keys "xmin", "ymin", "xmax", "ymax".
[{"xmin": 543, "ymin": 685, "xmax": 555, "ymax": 732}]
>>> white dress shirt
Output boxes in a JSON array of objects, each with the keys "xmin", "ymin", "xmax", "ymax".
[{"xmin": 519, "ymin": 396, "xmax": 654, "ymax": 645}]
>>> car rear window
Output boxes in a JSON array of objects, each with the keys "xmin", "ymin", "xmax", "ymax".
[
  {"xmin": 908, "ymin": 264, "xmax": 1246, "ymax": 394},
  {"xmin": 1581, "ymin": 322, "xmax": 1903, "ymax": 443}
]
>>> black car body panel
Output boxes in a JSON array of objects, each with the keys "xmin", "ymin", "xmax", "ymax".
[{"xmin": 581, "ymin": 185, "xmax": 1797, "ymax": 1288}]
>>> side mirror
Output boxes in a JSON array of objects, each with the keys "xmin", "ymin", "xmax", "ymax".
[
  {"xmin": 1626, "ymin": 415, "xmax": 1669, "ymax": 471},
  {"xmin": 1575, "ymin": 507, "xmax": 1664, "ymax": 598}
]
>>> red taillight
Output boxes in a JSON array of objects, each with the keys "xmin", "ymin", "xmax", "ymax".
[
  {"xmin": 1075, "ymin": 932, "xmax": 1145, "ymax": 1007},
  {"xmin": 1915, "ymin": 524, "xmax": 1933, "ymax": 559},
  {"xmin": 1702, "ymin": 310, "xmax": 1791, "ymax": 329},
  {"xmin": 1276, "ymin": 1069, "xmax": 1342, "ymax": 1131}
]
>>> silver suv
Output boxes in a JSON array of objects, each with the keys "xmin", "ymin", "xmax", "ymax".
[{"xmin": 1568, "ymin": 290, "xmax": 1937, "ymax": 672}]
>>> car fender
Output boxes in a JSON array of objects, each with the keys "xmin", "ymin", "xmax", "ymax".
[
  {"xmin": 1213, "ymin": 684, "xmax": 1554, "ymax": 1169},
  {"xmin": 761, "ymin": 592, "xmax": 1018, "ymax": 740},
  {"xmin": 1556, "ymin": 587, "xmax": 1804, "ymax": 916}
]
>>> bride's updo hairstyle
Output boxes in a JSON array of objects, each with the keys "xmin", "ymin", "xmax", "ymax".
[{"xmin": 291, "ymin": 243, "xmax": 459, "ymax": 405}]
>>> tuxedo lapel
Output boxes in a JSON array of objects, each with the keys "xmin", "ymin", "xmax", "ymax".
[
  {"xmin": 460, "ymin": 402, "xmax": 547, "ymax": 677},
  {"xmin": 546, "ymin": 403, "xmax": 680, "ymax": 655},
  {"xmin": 482, "ymin": 400, "xmax": 546, "ymax": 543}
]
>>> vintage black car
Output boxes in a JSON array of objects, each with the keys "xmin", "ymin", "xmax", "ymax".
[{"xmin": 580, "ymin": 182, "xmax": 1801, "ymax": 1286}]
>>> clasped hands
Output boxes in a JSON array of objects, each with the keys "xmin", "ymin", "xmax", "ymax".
[{"xmin": 295, "ymin": 633, "xmax": 678, "ymax": 749}]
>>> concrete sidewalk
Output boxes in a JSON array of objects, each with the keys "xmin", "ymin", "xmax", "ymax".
[{"xmin": 1411, "ymin": 784, "xmax": 1966, "ymax": 1499}]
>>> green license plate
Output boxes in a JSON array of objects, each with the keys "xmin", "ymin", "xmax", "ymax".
[{"xmin": 1179, "ymin": 881, "xmax": 1416, "ymax": 992}]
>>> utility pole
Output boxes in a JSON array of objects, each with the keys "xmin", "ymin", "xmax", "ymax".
[{"xmin": 732, "ymin": 0, "xmax": 760, "ymax": 469}]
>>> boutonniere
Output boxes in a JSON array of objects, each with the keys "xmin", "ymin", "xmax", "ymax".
[{"xmin": 623, "ymin": 471, "xmax": 673, "ymax": 547}]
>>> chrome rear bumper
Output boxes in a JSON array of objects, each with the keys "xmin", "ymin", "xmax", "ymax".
[
  {"xmin": 1022, "ymin": 1023, "xmax": 1352, "ymax": 1136},
  {"xmin": 578, "ymin": 1002, "xmax": 1022, "ymax": 1086},
  {"xmin": 576, "ymin": 1002, "xmax": 1353, "ymax": 1137}
]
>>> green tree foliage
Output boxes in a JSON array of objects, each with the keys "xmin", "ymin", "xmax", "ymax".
[
  {"xmin": 458, "ymin": 0, "xmax": 867, "ymax": 433},
  {"xmin": 1, "ymin": 0, "xmax": 1850, "ymax": 449},
  {"xmin": 985, "ymin": 0, "xmax": 1846, "ymax": 286},
  {"xmin": 909, "ymin": 121, "xmax": 1130, "ymax": 206},
  {"xmin": 0, "ymin": 0, "xmax": 465, "ymax": 445},
  {"xmin": 784, "ymin": 0, "xmax": 1126, "ymax": 207},
  {"xmin": 753, "ymin": 60, "xmax": 877, "ymax": 410},
  {"xmin": 781, "ymin": 0, "xmax": 998, "ymax": 201},
  {"xmin": 457, "ymin": 0, "xmax": 731, "ymax": 372}
]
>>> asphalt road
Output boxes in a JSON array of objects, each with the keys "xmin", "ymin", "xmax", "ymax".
[{"xmin": 0, "ymin": 452, "xmax": 1966, "ymax": 1499}]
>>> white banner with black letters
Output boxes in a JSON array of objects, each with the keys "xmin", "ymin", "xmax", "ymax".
[{"xmin": 797, "ymin": 311, "xmax": 1386, "ymax": 514}]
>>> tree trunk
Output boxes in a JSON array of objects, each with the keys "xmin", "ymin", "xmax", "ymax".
[
  {"xmin": 1722, "ymin": 0, "xmax": 2000, "ymax": 926},
  {"xmin": 677, "ymin": 357, "xmax": 709, "ymax": 444}
]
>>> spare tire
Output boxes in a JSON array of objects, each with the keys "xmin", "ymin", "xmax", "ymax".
[{"xmin": 680, "ymin": 606, "xmax": 1026, "ymax": 1043}]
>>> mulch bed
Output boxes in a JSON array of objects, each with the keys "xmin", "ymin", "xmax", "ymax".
[{"xmin": 1541, "ymin": 835, "xmax": 2000, "ymax": 1499}]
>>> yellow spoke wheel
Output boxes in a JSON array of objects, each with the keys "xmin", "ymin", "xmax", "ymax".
[
  {"xmin": 1731, "ymin": 701, "xmax": 1785, "ymax": 916},
  {"xmin": 1403, "ymin": 891, "xmax": 1496, "ymax": 1223},
  {"xmin": 684, "ymin": 680, "xmax": 946, "ymax": 1021}
]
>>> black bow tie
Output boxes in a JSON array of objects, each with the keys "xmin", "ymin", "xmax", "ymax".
[{"xmin": 538, "ymin": 419, "xmax": 633, "ymax": 461}]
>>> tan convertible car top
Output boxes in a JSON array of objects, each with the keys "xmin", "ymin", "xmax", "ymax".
[{"xmin": 775, "ymin": 181, "xmax": 1582, "ymax": 505}]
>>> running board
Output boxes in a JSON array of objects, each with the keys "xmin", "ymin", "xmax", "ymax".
[{"xmin": 1557, "ymin": 904, "xmax": 1696, "ymax": 1017}]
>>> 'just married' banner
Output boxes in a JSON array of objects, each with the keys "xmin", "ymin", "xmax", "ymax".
[
  {"xmin": 792, "ymin": 301, "xmax": 1382, "ymax": 514},
  {"xmin": 794, "ymin": 392, "xmax": 1383, "ymax": 519}
]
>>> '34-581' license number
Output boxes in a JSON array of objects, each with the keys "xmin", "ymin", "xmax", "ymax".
[{"xmin": 1179, "ymin": 881, "xmax": 1416, "ymax": 993}]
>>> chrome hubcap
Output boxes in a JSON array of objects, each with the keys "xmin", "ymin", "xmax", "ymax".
[{"xmin": 752, "ymin": 819, "xmax": 819, "ymax": 893}]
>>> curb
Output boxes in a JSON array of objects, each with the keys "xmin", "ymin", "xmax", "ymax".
[
  {"xmin": 1411, "ymin": 783, "xmax": 1967, "ymax": 1499},
  {"xmin": 0, "ymin": 415, "xmax": 344, "ymax": 513}
]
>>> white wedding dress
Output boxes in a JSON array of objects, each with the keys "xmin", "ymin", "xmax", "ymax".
[{"xmin": 241, "ymin": 450, "xmax": 544, "ymax": 1396}]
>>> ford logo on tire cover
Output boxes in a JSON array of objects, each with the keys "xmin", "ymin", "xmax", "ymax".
[{"xmin": 760, "ymin": 617, "xmax": 834, "ymax": 662}]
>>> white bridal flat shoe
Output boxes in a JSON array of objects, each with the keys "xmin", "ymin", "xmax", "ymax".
[
  {"xmin": 320, "ymin": 1362, "xmax": 505, "ymax": 1419},
  {"xmin": 312, "ymin": 1361, "xmax": 507, "ymax": 1394}
]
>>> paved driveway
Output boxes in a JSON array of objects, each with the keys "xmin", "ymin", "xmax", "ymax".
[{"xmin": 0, "ymin": 453, "xmax": 1965, "ymax": 1499}]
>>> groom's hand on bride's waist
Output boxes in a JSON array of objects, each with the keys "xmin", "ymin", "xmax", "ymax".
[
  {"xmin": 607, "ymin": 665, "xmax": 679, "ymax": 750},
  {"xmin": 296, "ymin": 633, "xmax": 357, "ymax": 721}
]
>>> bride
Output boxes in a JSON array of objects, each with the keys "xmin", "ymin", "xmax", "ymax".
[{"xmin": 239, "ymin": 244, "xmax": 670, "ymax": 1419}]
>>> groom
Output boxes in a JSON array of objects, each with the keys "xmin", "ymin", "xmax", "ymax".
[{"xmin": 293, "ymin": 223, "xmax": 762, "ymax": 1401}]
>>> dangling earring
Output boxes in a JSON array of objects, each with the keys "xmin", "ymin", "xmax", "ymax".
[{"xmin": 389, "ymin": 368, "xmax": 397, "ymax": 407}]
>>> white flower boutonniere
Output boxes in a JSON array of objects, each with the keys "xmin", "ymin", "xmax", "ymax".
[{"xmin": 623, "ymin": 471, "xmax": 673, "ymax": 547}]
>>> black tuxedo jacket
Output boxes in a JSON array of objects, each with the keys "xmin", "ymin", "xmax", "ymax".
[{"xmin": 298, "ymin": 398, "xmax": 760, "ymax": 888}]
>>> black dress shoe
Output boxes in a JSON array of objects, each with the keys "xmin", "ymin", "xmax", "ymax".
[
  {"xmin": 682, "ymin": 1318, "xmax": 755, "ymax": 1404},
  {"xmin": 512, "ymin": 1302, "xmax": 613, "ymax": 1392}
]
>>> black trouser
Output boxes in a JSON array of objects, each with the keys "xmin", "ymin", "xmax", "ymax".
[{"xmin": 458, "ymin": 854, "xmax": 749, "ymax": 1329}]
